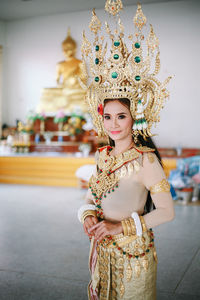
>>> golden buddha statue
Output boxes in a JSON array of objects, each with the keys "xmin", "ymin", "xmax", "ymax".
[{"xmin": 37, "ymin": 29, "xmax": 87, "ymax": 113}]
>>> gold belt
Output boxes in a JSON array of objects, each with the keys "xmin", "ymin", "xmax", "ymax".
[{"xmin": 99, "ymin": 230, "xmax": 152, "ymax": 249}]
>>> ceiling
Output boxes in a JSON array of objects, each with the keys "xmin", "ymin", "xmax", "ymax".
[{"xmin": 0, "ymin": 0, "xmax": 184, "ymax": 21}]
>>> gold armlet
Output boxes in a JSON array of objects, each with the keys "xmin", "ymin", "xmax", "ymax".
[
  {"xmin": 81, "ymin": 210, "xmax": 97, "ymax": 224},
  {"xmin": 121, "ymin": 220, "xmax": 128, "ymax": 236},
  {"xmin": 139, "ymin": 216, "xmax": 147, "ymax": 232},
  {"xmin": 122, "ymin": 218, "xmax": 136, "ymax": 236},
  {"xmin": 150, "ymin": 178, "xmax": 170, "ymax": 195},
  {"xmin": 128, "ymin": 217, "xmax": 136, "ymax": 235},
  {"xmin": 125, "ymin": 219, "xmax": 132, "ymax": 236}
]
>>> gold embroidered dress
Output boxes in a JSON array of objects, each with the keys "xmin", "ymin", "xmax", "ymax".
[{"xmin": 85, "ymin": 145, "xmax": 173, "ymax": 300}]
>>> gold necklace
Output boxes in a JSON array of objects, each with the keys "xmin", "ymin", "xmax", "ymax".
[{"xmin": 110, "ymin": 142, "xmax": 135, "ymax": 157}]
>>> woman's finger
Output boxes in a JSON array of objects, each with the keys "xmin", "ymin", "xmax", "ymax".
[
  {"xmin": 94, "ymin": 226, "xmax": 106, "ymax": 241},
  {"xmin": 85, "ymin": 217, "xmax": 94, "ymax": 229},
  {"xmin": 90, "ymin": 217, "xmax": 98, "ymax": 229},
  {"xmin": 98, "ymin": 232, "xmax": 108, "ymax": 242},
  {"xmin": 84, "ymin": 217, "xmax": 99, "ymax": 236},
  {"xmin": 91, "ymin": 217, "xmax": 98, "ymax": 225},
  {"xmin": 89, "ymin": 221, "xmax": 104, "ymax": 232},
  {"xmin": 83, "ymin": 223, "xmax": 90, "ymax": 236}
]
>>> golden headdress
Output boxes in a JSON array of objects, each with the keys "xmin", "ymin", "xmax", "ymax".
[{"xmin": 81, "ymin": 0, "xmax": 172, "ymax": 139}]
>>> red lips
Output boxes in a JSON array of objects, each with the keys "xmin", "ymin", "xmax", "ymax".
[{"xmin": 110, "ymin": 131, "xmax": 121, "ymax": 134}]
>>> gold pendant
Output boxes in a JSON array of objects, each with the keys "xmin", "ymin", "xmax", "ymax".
[
  {"xmin": 127, "ymin": 162, "xmax": 134, "ymax": 176},
  {"xmin": 134, "ymin": 160, "xmax": 140, "ymax": 172},
  {"xmin": 134, "ymin": 260, "xmax": 141, "ymax": 277},
  {"xmin": 147, "ymin": 152, "xmax": 155, "ymax": 163},
  {"xmin": 115, "ymin": 169, "xmax": 121, "ymax": 180},
  {"xmin": 126, "ymin": 262, "xmax": 132, "ymax": 281},
  {"xmin": 120, "ymin": 165, "xmax": 127, "ymax": 178},
  {"xmin": 142, "ymin": 256, "xmax": 149, "ymax": 271},
  {"xmin": 119, "ymin": 280, "xmax": 125, "ymax": 298}
]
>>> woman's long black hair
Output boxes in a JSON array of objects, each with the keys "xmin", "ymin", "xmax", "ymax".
[{"xmin": 104, "ymin": 98, "xmax": 163, "ymax": 214}]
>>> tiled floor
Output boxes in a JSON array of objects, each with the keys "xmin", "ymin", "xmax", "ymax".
[{"xmin": 0, "ymin": 184, "xmax": 199, "ymax": 300}]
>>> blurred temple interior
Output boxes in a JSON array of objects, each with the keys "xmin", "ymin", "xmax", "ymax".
[{"xmin": 0, "ymin": 0, "xmax": 199, "ymax": 299}]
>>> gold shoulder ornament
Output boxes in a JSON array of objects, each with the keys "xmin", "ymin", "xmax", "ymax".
[
  {"xmin": 81, "ymin": 0, "xmax": 172, "ymax": 140},
  {"xmin": 150, "ymin": 178, "xmax": 171, "ymax": 195},
  {"xmin": 134, "ymin": 145, "xmax": 155, "ymax": 153}
]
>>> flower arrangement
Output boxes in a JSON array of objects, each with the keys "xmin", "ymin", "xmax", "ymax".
[
  {"xmin": 34, "ymin": 112, "xmax": 46, "ymax": 131},
  {"xmin": 27, "ymin": 111, "xmax": 46, "ymax": 122},
  {"xmin": 53, "ymin": 110, "xmax": 68, "ymax": 124},
  {"xmin": 17, "ymin": 121, "xmax": 34, "ymax": 134},
  {"xmin": 36, "ymin": 112, "xmax": 46, "ymax": 121},
  {"xmin": 63, "ymin": 114, "xmax": 86, "ymax": 136}
]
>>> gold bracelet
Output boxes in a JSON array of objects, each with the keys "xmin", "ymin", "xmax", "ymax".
[
  {"xmin": 81, "ymin": 210, "xmax": 97, "ymax": 224},
  {"xmin": 139, "ymin": 216, "xmax": 147, "ymax": 232},
  {"xmin": 81, "ymin": 211, "xmax": 96, "ymax": 223},
  {"xmin": 150, "ymin": 178, "xmax": 170, "ymax": 195},
  {"xmin": 121, "ymin": 220, "xmax": 128, "ymax": 236},
  {"xmin": 128, "ymin": 217, "xmax": 136, "ymax": 235}
]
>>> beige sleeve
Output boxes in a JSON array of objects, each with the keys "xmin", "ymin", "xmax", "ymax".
[
  {"xmin": 139, "ymin": 153, "xmax": 175, "ymax": 229},
  {"xmin": 84, "ymin": 150, "xmax": 99, "ymax": 205},
  {"xmin": 84, "ymin": 188, "xmax": 95, "ymax": 205}
]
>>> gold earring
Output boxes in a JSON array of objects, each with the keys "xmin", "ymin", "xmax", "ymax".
[{"xmin": 132, "ymin": 129, "xmax": 139, "ymax": 144}]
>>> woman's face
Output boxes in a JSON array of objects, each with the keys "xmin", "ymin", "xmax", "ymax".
[{"xmin": 103, "ymin": 100, "xmax": 133, "ymax": 142}]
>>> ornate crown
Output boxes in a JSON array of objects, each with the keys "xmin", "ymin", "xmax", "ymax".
[{"xmin": 81, "ymin": 0, "xmax": 172, "ymax": 139}]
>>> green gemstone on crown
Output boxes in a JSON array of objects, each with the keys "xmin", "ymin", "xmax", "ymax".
[
  {"xmin": 95, "ymin": 58, "xmax": 99, "ymax": 64},
  {"xmin": 95, "ymin": 76, "xmax": 100, "ymax": 82},
  {"xmin": 135, "ymin": 75, "xmax": 141, "ymax": 81},
  {"xmin": 134, "ymin": 56, "xmax": 141, "ymax": 63},
  {"xmin": 135, "ymin": 42, "xmax": 140, "ymax": 49},
  {"xmin": 111, "ymin": 72, "xmax": 118, "ymax": 79},
  {"xmin": 114, "ymin": 41, "xmax": 120, "ymax": 47},
  {"xmin": 138, "ymin": 100, "xmax": 142, "ymax": 104},
  {"xmin": 113, "ymin": 54, "xmax": 119, "ymax": 60},
  {"xmin": 95, "ymin": 45, "xmax": 99, "ymax": 51}
]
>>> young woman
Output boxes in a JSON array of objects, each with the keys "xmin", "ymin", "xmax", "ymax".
[{"xmin": 78, "ymin": 98, "xmax": 175, "ymax": 299}]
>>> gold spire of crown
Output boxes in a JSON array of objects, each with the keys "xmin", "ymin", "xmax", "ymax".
[{"xmin": 81, "ymin": 0, "xmax": 172, "ymax": 139}]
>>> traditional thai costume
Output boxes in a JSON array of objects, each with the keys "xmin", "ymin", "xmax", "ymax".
[
  {"xmin": 78, "ymin": 1, "xmax": 174, "ymax": 299},
  {"xmin": 84, "ymin": 145, "xmax": 172, "ymax": 300}
]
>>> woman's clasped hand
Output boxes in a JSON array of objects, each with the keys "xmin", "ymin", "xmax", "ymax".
[
  {"xmin": 85, "ymin": 219, "xmax": 123, "ymax": 242},
  {"xmin": 83, "ymin": 216, "xmax": 98, "ymax": 239}
]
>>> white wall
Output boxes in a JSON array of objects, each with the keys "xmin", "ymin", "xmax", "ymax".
[
  {"xmin": 0, "ymin": 21, "xmax": 5, "ymax": 45},
  {"xmin": 0, "ymin": 21, "xmax": 5, "ymax": 136},
  {"xmin": 2, "ymin": 0, "xmax": 200, "ymax": 147}
]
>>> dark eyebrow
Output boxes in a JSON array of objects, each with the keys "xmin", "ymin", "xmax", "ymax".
[{"xmin": 104, "ymin": 112, "xmax": 127, "ymax": 115}]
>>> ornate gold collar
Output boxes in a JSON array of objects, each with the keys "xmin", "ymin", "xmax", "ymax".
[
  {"xmin": 97, "ymin": 146, "xmax": 141, "ymax": 173},
  {"xmin": 89, "ymin": 145, "xmax": 155, "ymax": 219}
]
